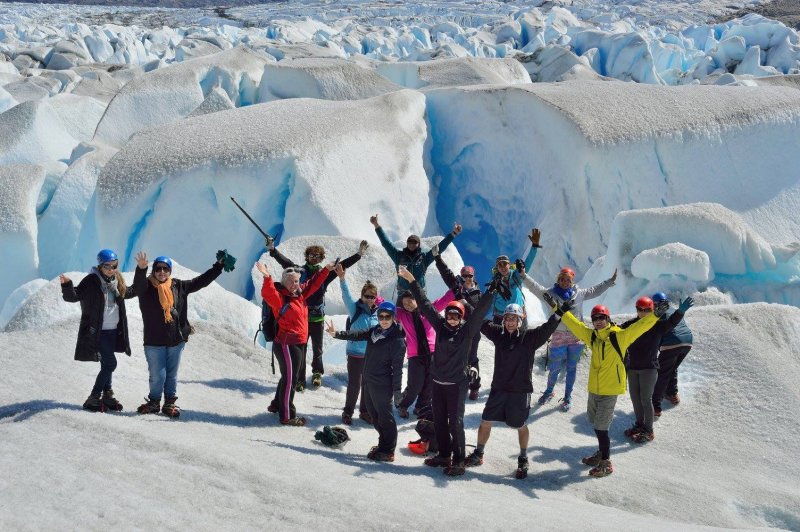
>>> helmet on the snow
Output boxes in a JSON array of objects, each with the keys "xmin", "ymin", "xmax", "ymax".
[
  {"xmin": 635, "ymin": 297, "xmax": 654, "ymax": 311},
  {"xmin": 590, "ymin": 305, "xmax": 611, "ymax": 320},
  {"xmin": 96, "ymin": 249, "xmax": 118, "ymax": 265},
  {"xmin": 445, "ymin": 301, "xmax": 466, "ymax": 318},
  {"xmin": 376, "ymin": 301, "xmax": 396, "ymax": 315},
  {"xmin": 503, "ymin": 303, "xmax": 525, "ymax": 318},
  {"xmin": 153, "ymin": 256, "xmax": 173, "ymax": 271}
]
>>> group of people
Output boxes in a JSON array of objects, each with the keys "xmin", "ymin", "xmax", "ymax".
[{"xmin": 62, "ymin": 217, "xmax": 694, "ymax": 480}]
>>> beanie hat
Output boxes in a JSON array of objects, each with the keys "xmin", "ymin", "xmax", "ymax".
[
  {"xmin": 495, "ymin": 255, "xmax": 510, "ymax": 264},
  {"xmin": 407, "ymin": 234, "xmax": 421, "ymax": 244}
]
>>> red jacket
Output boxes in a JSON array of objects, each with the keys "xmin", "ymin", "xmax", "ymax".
[{"xmin": 261, "ymin": 270, "xmax": 327, "ymax": 345}]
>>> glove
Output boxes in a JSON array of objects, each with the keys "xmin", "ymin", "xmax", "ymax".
[
  {"xmin": 555, "ymin": 298, "xmax": 575, "ymax": 317},
  {"xmin": 678, "ymin": 297, "xmax": 694, "ymax": 313},
  {"xmin": 485, "ymin": 276, "xmax": 501, "ymax": 294},
  {"xmin": 468, "ymin": 366, "xmax": 479, "ymax": 383},
  {"xmin": 514, "ymin": 258, "xmax": 525, "ymax": 276},
  {"xmin": 529, "ymin": 228, "xmax": 542, "ymax": 248},
  {"xmin": 215, "ymin": 249, "xmax": 237, "ymax": 272},
  {"xmin": 358, "ymin": 239, "xmax": 369, "ymax": 255},
  {"xmin": 542, "ymin": 292, "xmax": 557, "ymax": 310},
  {"xmin": 314, "ymin": 425, "xmax": 350, "ymax": 447},
  {"xmin": 431, "ymin": 244, "xmax": 439, "ymax": 257},
  {"xmin": 393, "ymin": 391, "xmax": 403, "ymax": 407}
]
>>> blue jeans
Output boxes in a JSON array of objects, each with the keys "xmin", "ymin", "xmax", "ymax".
[
  {"xmin": 90, "ymin": 329, "xmax": 118, "ymax": 396},
  {"xmin": 544, "ymin": 342, "xmax": 584, "ymax": 399},
  {"xmin": 144, "ymin": 343, "xmax": 186, "ymax": 400}
]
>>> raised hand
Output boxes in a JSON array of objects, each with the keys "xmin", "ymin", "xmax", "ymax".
[
  {"xmin": 369, "ymin": 214, "xmax": 379, "ymax": 227},
  {"xmin": 255, "ymin": 262, "xmax": 270, "ymax": 278},
  {"xmin": 397, "ymin": 265, "xmax": 414, "ymax": 282},
  {"xmin": 358, "ymin": 239, "xmax": 369, "ymax": 255},
  {"xmin": 431, "ymin": 244, "xmax": 439, "ymax": 257},
  {"xmin": 678, "ymin": 297, "xmax": 694, "ymax": 313},
  {"xmin": 514, "ymin": 258, "xmax": 526, "ymax": 277},
  {"xmin": 452, "ymin": 223, "xmax": 462, "ymax": 236},
  {"xmin": 334, "ymin": 263, "xmax": 345, "ymax": 278},
  {"xmin": 265, "ymin": 235, "xmax": 275, "ymax": 250},
  {"xmin": 555, "ymin": 298, "xmax": 576, "ymax": 317},
  {"xmin": 542, "ymin": 292, "xmax": 557, "ymax": 310},
  {"xmin": 324, "ymin": 262, "xmax": 336, "ymax": 271},
  {"xmin": 528, "ymin": 228, "xmax": 542, "ymax": 248},
  {"xmin": 59, "ymin": 274, "xmax": 70, "ymax": 285},
  {"xmin": 135, "ymin": 251, "xmax": 148, "ymax": 269}
]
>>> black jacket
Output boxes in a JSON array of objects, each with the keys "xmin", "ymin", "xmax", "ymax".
[
  {"xmin": 335, "ymin": 323, "xmax": 406, "ymax": 391},
  {"xmin": 434, "ymin": 255, "xmax": 481, "ymax": 312},
  {"xmin": 481, "ymin": 315, "xmax": 560, "ymax": 393},
  {"xmin": 61, "ymin": 272, "xmax": 137, "ymax": 361},
  {"xmin": 620, "ymin": 309, "xmax": 685, "ymax": 370},
  {"xmin": 133, "ymin": 262, "xmax": 223, "ymax": 347},
  {"xmin": 269, "ymin": 248, "xmax": 361, "ymax": 315},
  {"xmin": 411, "ymin": 281, "xmax": 494, "ymax": 384}
]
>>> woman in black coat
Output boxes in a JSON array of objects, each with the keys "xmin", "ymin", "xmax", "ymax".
[{"xmin": 60, "ymin": 249, "xmax": 137, "ymax": 412}]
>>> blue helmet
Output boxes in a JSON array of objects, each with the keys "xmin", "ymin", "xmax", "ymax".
[
  {"xmin": 652, "ymin": 292, "xmax": 668, "ymax": 303},
  {"xmin": 96, "ymin": 249, "xmax": 118, "ymax": 265},
  {"xmin": 153, "ymin": 256, "xmax": 173, "ymax": 271},
  {"xmin": 377, "ymin": 301, "xmax": 396, "ymax": 315}
]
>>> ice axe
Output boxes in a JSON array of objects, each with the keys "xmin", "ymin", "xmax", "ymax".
[{"xmin": 230, "ymin": 197, "xmax": 274, "ymax": 243}]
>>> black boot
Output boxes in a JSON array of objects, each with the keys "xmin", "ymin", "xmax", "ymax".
[
  {"xmin": 101, "ymin": 389, "xmax": 123, "ymax": 411},
  {"xmin": 83, "ymin": 394, "xmax": 103, "ymax": 412}
]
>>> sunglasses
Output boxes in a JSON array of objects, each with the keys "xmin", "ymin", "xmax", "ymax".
[
  {"xmin": 362, "ymin": 294, "xmax": 377, "ymax": 300},
  {"xmin": 636, "ymin": 307, "xmax": 652, "ymax": 312},
  {"xmin": 153, "ymin": 266, "xmax": 171, "ymax": 273},
  {"xmin": 445, "ymin": 312, "xmax": 462, "ymax": 319},
  {"xmin": 406, "ymin": 240, "xmax": 419, "ymax": 245},
  {"xmin": 306, "ymin": 253, "xmax": 323, "ymax": 259},
  {"xmin": 377, "ymin": 314, "xmax": 393, "ymax": 321},
  {"xmin": 497, "ymin": 261, "xmax": 510, "ymax": 267},
  {"xmin": 591, "ymin": 315, "xmax": 608, "ymax": 322},
  {"xmin": 100, "ymin": 263, "xmax": 118, "ymax": 270},
  {"xmin": 461, "ymin": 274, "xmax": 474, "ymax": 278}
]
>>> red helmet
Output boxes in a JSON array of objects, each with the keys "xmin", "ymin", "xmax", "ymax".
[
  {"xmin": 591, "ymin": 304, "xmax": 610, "ymax": 318},
  {"xmin": 559, "ymin": 267, "xmax": 575, "ymax": 278},
  {"xmin": 445, "ymin": 301, "xmax": 465, "ymax": 317},
  {"xmin": 408, "ymin": 439, "xmax": 428, "ymax": 455},
  {"xmin": 635, "ymin": 296, "xmax": 654, "ymax": 311}
]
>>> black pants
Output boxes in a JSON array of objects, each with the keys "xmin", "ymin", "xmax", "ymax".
[
  {"xmin": 468, "ymin": 330, "xmax": 481, "ymax": 391},
  {"xmin": 399, "ymin": 356, "xmax": 432, "ymax": 410},
  {"xmin": 653, "ymin": 346, "xmax": 692, "ymax": 408},
  {"xmin": 273, "ymin": 342, "xmax": 304, "ymax": 421},
  {"xmin": 298, "ymin": 320, "xmax": 325, "ymax": 384},
  {"xmin": 432, "ymin": 380, "xmax": 468, "ymax": 463},
  {"xmin": 90, "ymin": 330, "xmax": 118, "ymax": 396},
  {"xmin": 363, "ymin": 380, "xmax": 397, "ymax": 453},
  {"xmin": 344, "ymin": 355, "xmax": 367, "ymax": 416}
]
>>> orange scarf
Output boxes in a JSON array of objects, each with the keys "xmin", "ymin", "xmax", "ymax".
[{"xmin": 149, "ymin": 275, "xmax": 174, "ymax": 323}]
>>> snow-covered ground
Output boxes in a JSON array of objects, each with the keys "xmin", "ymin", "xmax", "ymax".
[{"xmin": 1, "ymin": 0, "xmax": 799, "ymax": 529}]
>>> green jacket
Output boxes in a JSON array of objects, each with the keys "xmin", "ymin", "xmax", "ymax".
[{"xmin": 375, "ymin": 226, "xmax": 455, "ymax": 291}]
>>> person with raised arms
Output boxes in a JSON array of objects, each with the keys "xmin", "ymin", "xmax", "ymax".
[{"xmin": 487, "ymin": 228, "xmax": 542, "ymax": 325}]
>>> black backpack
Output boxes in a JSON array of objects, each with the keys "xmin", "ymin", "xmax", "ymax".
[
  {"xmin": 591, "ymin": 329, "xmax": 627, "ymax": 366},
  {"xmin": 345, "ymin": 304, "xmax": 367, "ymax": 331},
  {"xmin": 255, "ymin": 297, "xmax": 291, "ymax": 374}
]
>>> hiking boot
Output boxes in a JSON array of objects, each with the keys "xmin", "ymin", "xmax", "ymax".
[
  {"xmin": 137, "ymin": 396, "xmax": 160, "ymax": 415},
  {"xmin": 295, "ymin": 381, "xmax": 305, "ymax": 393},
  {"xmin": 268, "ymin": 401, "xmax": 279, "ymax": 414},
  {"xmin": 653, "ymin": 407, "xmax": 662, "ymax": 418},
  {"xmin": 83, "ymin": 394, "xmax": 103, "ymax": 412},
  {"xmin": 424, "ymin": 455, "xmax": 452, "ymax": 468},
  {"xmin": 581, "ymin": 450, "xmax": 603, "ymax": 466},
  {"xmin": 667, "ymin": 393, "xmax": 680, "ymax": 405},
  {"xmin": 397, "ymin": 406, "xmax": 409, "ymax": 419},
  {"xmin": 468, "ymin": 388, "xmax": 479, "ymax": 401},
  {"xmin": 101, "ymin": 389, "xmax": 123, "ymax": 411},
  {"xmin": 589, "ymin": 459, "xmax": 614, "ymax": 478},
  {"xmin": 311, "ymin": 373, "xmax": 322, "ymax": 387},
  {"xmin": 341, "ymin": 412, "xmax": 353, "ymax": 425},
  {"xmin": 632, "ymin": 430, "xmax": 655, "ymax": 444},
  {"xmin": 624, "ymin": 422, "xmax": 645, "ymax": 439},
  {"xmin": 464, "ymin": 450, "xmax": 484, "ymax": 467},
  {"xmin": 359, "ymin": 411, "xmax": 373, "ymax": 425},
  {"xmin": 367, "ymin": 446, "xmax": 395, "ymax": 462},
  {"xmin": 280, "ymin": 416, "xmax": 307, "ymax": 427},
  {"xmin": 444, "ymin": 462, "xmax": 466, "ymax": 476},
  {"xmin": 560, "ymin": 397, "xmax": 571, "ymax": 412},
  {"xmin": 162, "ymin": 396, "xmax": 180, "ymax": 418},
  {"xmin": 515, "ymin": 456, "xmax": 529, "ymax": 479},
  {"xmin": 537, "ymin": 391, "xmax": 554, "ymax": 405}
]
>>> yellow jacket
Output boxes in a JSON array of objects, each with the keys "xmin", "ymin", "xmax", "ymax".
[{"xmin": 561, "ymin": 311, "xmax": 658, "ymax": 396}]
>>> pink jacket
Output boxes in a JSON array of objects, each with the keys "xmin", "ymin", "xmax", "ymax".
[{"xmin": 396, "ymin": 289, "xmax": 454, "ymax": 359}]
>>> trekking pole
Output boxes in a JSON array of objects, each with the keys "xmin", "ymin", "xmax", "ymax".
[{"xmin": 230, "ymin": 197, "xmax": 273, "ymax": 241}]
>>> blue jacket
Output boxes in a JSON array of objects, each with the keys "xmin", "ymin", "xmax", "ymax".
[
  {"xmin": 340, "ymin": 278, "xmax": 379, "ymax": 357},
  {"xmin": 660, "ymin": 308, "xmax": 693, "ymax": 347},
  {"xmin": 375, "ymin": 226, "xmax": 455, "ymax": 291},
  {"xmin": 489, "ymin": 246, "xmax": 538, "ymax": 318}
]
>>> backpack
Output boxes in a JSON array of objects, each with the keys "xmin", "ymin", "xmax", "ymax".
[
  {"xmin": 591, "ymin": 329, "xmax": 627, "ymax": 366},
  {"xmin": 345, "ymin": 305, "xmax": 367, "ymax": 331},
  {"xmin": 255, "ymin": 297, "xmax": 291, "ymax": 374}
]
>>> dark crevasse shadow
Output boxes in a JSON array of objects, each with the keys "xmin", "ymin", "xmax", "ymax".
[{"xmin": 0, "ymin": 400, "xmax": 83, "ymax": 422}]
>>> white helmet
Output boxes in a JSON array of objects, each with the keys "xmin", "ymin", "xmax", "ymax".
[{"xmin": 503, "ymin": 303, "xmax": 525, "ymax": 318}]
